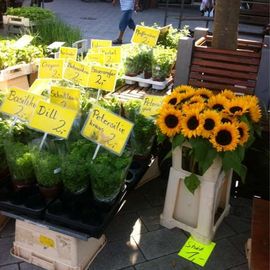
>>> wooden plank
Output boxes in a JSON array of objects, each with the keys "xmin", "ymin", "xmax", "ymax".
[
  {"xmin": 191, "ymin": 59, "xmax": 259, "ymax": 73},
  {"xmin": 250, "ymin": 198, "xmax": 269, "ymax": 270},
  {"xmin": 193, "ymin": 52, "xmax": 260, "ymax": 65},
  {"xmin": 188, "ymin": 79, "xmax": 254, "ymax": 95},
  {"xmin": 189, "ymin": 72, "xmax": 256, "ymax": 88},
  {"xmin": 190, "ymin": 66, "xmax": 258, "ymax": 80}
]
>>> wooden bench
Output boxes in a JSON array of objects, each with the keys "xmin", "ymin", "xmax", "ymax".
[{"xmin": 188, "ymin": 35, "xmax": 263, "ymax": 95}]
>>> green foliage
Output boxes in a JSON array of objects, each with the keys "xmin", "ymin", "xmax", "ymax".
[
  {"xmin": 90, "ymin": 149, "xmax": 132, "ymax": 201},
  {"xmin": 123, "ymin": 99, "xmax": 142, "ymax": 121},
  {"xmin": 6, "ymin": 7, "xmax": 54, "ymax": 22},
  {"xmin": 184, "ymin": 173, "xmax": 200, "ymax": 194},
  {"xmin": 62, "ymin": 139, "xmax": 95, "ymax": 193},
  {"xmin": 4, "ymin": 140, "xmax": 35, "ymax": 183},
  {"xmin": 31, "ymin": 147, "xmax": 61, "ymax": 187},
  {"xmin": 98, "ymin": 97, "xmax": 121, "ymax": 114}
]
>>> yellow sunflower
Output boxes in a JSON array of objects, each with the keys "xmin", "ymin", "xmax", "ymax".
[
  {"xmin": 182, "ymin": 101, "xmax": 205, "ymax": 113},
  {"xmin": 210, "ymin": 123, "xmax": 240, "ymax": 152},
  {"xmin": 237, "ymin": 121, "xmax": 250, "ymax": 145},
  {"xmin": 248, "ymin": 104, "xmax": 262, "ymax": 123},
  {"xmin": 207, "ymin": 94, "xmax": 228, "ymax": 112},
  {"xmin": 157, "ymin": 107, "xmax": 182, "ymax": 137},
  {"xmin": 194, "ymin": 88, "xmax": 213, "ymax": 99},
  {"xmin": 200, "ymin": 110, "xmax": 221, "ymax": 138},
  {"xmin": 173, "ymin": 85, "xmax": 195, "ymax": 94},
  {"xmin": 181, "ymin": 108, "xmax": 202, "ymax": 138},
  {"xmin": 163, "ymin": 91, "xmax": 181, "ymax": 106},
  {"xmin": 225, "ymin": 97, "xmax": 249, "ymax": 116},
  {"xmin": 240, "ymin": 95, "xmax": 259, "ymax": 106},
  {"xmin": 220, "ymin": 113, "xmax": 234, "ymax": 124},
  {"xmin": 220, "ymin": 89, "xmax": 236, "ymax": 100}
]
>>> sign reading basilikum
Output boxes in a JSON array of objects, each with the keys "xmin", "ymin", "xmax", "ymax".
[
  {"xmin": 0, "ymin": 88, "xmax": 45, "ymax": 121},
  {"xmin": 131, "ymin": 25, "xmax": 160, "ymax": 47},
  {"xmin": 28, "ymin": 100, "xmax": 77, "ymax": 139},
  {"xmin": 81, "ymin": 105, "xmax": 133, "ymax": 155}
]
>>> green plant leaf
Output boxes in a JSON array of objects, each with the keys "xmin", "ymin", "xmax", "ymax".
[
  {"xmin": 200, "ymin": 148, "xmax": 217, "ymax": 174},
  {"xmin": 172, "ymin": 133, "xmax": 185, "ymax": 149},
  {"xmin": 157, "ymin": 131, "xmax": 166, "ymax": 144},
  {"xmin": 161, "ymin": 150, "xmax": 172, "ymax": 164},
  {"xmin": 184, "ymin": 173, "xmax": 200, "ymax": 194},
  {"xmin": 234, "ymin": 145, "xmax": 245, "ymax": 162}
]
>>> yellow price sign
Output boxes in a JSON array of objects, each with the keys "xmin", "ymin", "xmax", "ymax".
[
  {"xmin": 29, "ymin": 79, "xmax": 51, "ymax": 95},
  {"xmin": 99, "ymin": 46, "xmax": 121, "ymax": 64},
  {"xmin": 39, "ymin": 235, "xmax": 55, "ymax": 248},
  {"xmin": 140, "ymin": 95, "xmax": 164, "ymax": 117},
  {"xmin": 91, "ymin": 39, "xmax": 112, "ymax": 48},
  {"xmin": 63, "ymin": 60, "xmax": 91, "ymax": 87},
  {"xmin": 81, "ymin": 105, "xmax": 133, "ymax": 155},
  {"xmin": 0, "ymin": 88, "xmax": 45, "ymax": 121},
  {"xmin": 84, "ymin": 52, "xmax": 105, "ymax": 65},
  {"xmin": 131, "ymin": 25, "xmax": 160, "ymax": 47},
  {"xmin": 28, "ymin": 100, "xmax": 77, "ymax": 139},
  {"xmin": 178, "ymin": 237, "xmax": 216, "ymax": 267},
  {"xmin": 38, "ymin": 58, "xmax": 64, "ymax": 80},
  {"xmin": 59, "ymin": 47, "xmax": 78, "ymax": 61},
  {"xmin": 50, "ymin": 85, "xmax": 80, "ymax": 111},
  {"xmin": 88, "ymin": 65, "xmax": 118, "ymax": 92}
]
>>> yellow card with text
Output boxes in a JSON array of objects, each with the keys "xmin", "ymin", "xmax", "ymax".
[
  {"xmin": 59, "ymin": 47, "xmax": 78, "ymax": 61},
  {"xmin": 91, "ymin": 39, "xmax": 112, "ymax": 48},
  {"xmin": 99, "ymin": 47, "xmax": 121, "ymax": 64},
  {"xmin": 50, "ymin": 85, "xmax": 80, "ymax": 111},
  {"xmin": 178, "ymin": 237, "xmax": 216, "ymax": 267},
  {"xmin": 84, "ymin": 52, "xmax": 105, "ymax": 65},
  {"xmin": 81, "ymin": 105, "xmax": 133, "ymax": 155},
  {"xmin": 140, "ymin": 95, "xmax": 164, "ymax": 117},
  {"xmin": 28, "ymin": 100, "xmax": 77, "ymax": 139},
  {"xmin": 38, "ymin": 58, "xmax": 64, "ymax": 80},
  {"xmin": 29, "ymin": 79, "xmax": 51, "ymax": 95},
  {"xmin": 63, "ymin": 60, "xmax": 91, "ymax": 87},
  {"xmin": 131, "ymin": 25, "xmax": 160, "ymax": 47},
  {"xmin": 88, "ymin": 65, "xmax": 118, "ymax": 92},
  {"xmin": 0, "ymin": 88, "xmax": 45, "ymax": 121}
]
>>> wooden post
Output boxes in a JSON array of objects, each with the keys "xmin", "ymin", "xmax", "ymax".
[{"xmin": 174, "ymin": 37, "xmax": 194, "ymax": 87}]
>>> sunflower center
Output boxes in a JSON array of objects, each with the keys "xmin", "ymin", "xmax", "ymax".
[
  {"xmin": 181, "ymin": 97, "xmax": 191, "ymax": 104},
  {"xmin": 238, "ymin": 127, "xmax": 244, "ymax": 138},
  {"xmin": 216, "ymin": 130, "xmax": 232, "ymax": 146},
  {"xmin": 169, "ymin": 98, "xmax": 177, "ymax": 105},
  {"xmin": 187, "ymin": 116, "xmax": 199, "ymax": 130},
  {"xmin": 213, "ymin": 104, "xmax": 224, "ymax": 111},
  {"xmin": 165, "ymin": 114, "xmax": 179, "ymax": 128},
  {"xmin": 204, "ymin": 119, "xmax": 215, "ymax": 130},
  {"xmin": 201, "ymin": 94, "xmax": 209, "ymax": 99},
  {"xmin": 221, "ymin": 117, "xmax": 232, "ymax": 124},
  {"xmin": 230, "ymin": 106, "xmax": 242, "ymax": 113}
]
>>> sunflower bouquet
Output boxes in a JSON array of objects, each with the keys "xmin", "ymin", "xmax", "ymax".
[{"xmin": 156, "ymin": 85, "xmax": 262, "ymax": 193}]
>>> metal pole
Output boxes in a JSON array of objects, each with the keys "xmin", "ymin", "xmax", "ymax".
[
  {"xmin": 163, "ymin": 0, "xmax": 169, "ymax": 26},
  {"xmin": 178, "ymin": 0, "xmax": 185, "ymax": 29}
]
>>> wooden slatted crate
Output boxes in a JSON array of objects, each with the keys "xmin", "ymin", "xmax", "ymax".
[{"xmin": 189, "ymin": 35, "xmax": 263, "ymax": 95}]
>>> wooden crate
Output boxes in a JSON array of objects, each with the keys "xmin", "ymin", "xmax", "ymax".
[
  {"xmin": 188, "ymin": 36, "xmax": 263, "ymax": 95},
  {"xmin": 0, "ymin": 75, "xmax": 29, "ymax": 93}
]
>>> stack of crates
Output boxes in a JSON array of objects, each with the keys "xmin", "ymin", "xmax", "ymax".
[
  {"xmin": 3, "ymin": 15, "xmax": 35, "ymax": 35},
  {"xmin": 160, "ymin": 143, "xmax": 232, "ymax": 244}
]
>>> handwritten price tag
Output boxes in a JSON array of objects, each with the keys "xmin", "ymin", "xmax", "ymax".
[
  {"xmin": 84, "ymin": 52, "xmax": 105, "ymax": 65},
  {"xmin": 91, "ymin": 39, "xmax": 112, "ymax": 48},
  {"xmin": 29, "ymin": 79, "xmax": 51, "ymax": 95},
  {"xmin": 38, "ymin": 58, "xmax": 64, "ymax": 80},
  {"xmin": 81, "ymin": 105, "xmax": 133, "ymax": 155},
  {"xmin": 50, "ymin": 85, "xmax": 80, "ymax": 111},
  {"xmin": 63, "ymin": 60, "xmax": 91, "ymax": 87},
  {"xmin": 131, "ymin": 25, "xmax": 160, "ymax": 47},
  {"xmin": 140, "ymin": 95, "xmax": 164, "ymax": 117},
  {"xmin": 88, "ymin": 65, "xmax": 118, "ymax": 92},
  {"xmin": 28, "ymin": 100, "xmax": 77, "ymax": 139},
  {"xmin": 178, "ymin": 237, "xmax": 216, "ymax": 267},
  {"xmin": 99, "ymin": 46, "xmax": 121, "ymax": 64},
  {"xmin": 59, "ymin": 47, "xmax": 78, "ymax": 61},
  {"xmin": 0, "ymin": 88, "xmax": 45, "ymax": 121}
]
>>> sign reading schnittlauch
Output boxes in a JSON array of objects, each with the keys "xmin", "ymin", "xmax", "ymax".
[
  {"xmin": 38, "ymin": 58, "xmax": 64, "ymax": 80},
  {"xmin": 50, "ymin": 85, "xmax": 81, "ymax": 111},
  {"xmin": 131, "ymin": 25, "xmax": 160, "ymax": 47},
  {"xmin": 28, "ymin": 100, "xmax": 77, "ymax": 139},
  {"xmin": 91, "ymin": 39, "xmax": 112, "ymax": 48},
  {"xmin": 0, "ymin": 88, "xmax": 45, "ymax": 121},
  {"xmin": 63, "ymin": 60, "xmax": 91, "ymax": 87},
  {"xmin": 88, "ymin": 65, "xmax": 118, "ymax": 92},
  {"xmin": 81, "ymin": 104, "xmax": 134, "ymax": 156},
  {"xmin": 59, "ymin": 47, "xmax": 78, "ymax": 61},
  {"xmin": 140, "ymin": 95, "xmax": 164, "ymax": 117}
]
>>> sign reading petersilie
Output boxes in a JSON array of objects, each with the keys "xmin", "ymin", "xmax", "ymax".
[
  {"xmin": 81, "ymin": 105, "xmax": 133, "ymax": 155},
  {"xmin": 28, "ymin": 100, "xmax": 77, "ymax": 139}
]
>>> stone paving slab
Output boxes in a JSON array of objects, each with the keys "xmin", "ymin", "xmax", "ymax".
[
  {"xmin": 224, "ymin": 215, "xmax": 251, "ymax": 234},
  {"xmin": 0, "ymin": 237, "xmax": 21, "ymax": 266},
  {"xmin": 0, "ymin": 219, "xmax": 15, "ymax": 239},
  {"xmin": 229, "ymin": 264, "xmax": 249, "ymax": 270},
  {"xmin": 213, "ymin": 222, "xmax": 236, "ymax": 241},
  {"xmin": 228, "ymin": 232, "xmax": 250, "ymax": 256},
  {"xmin": 0, "ymin": 264, "xmax": 19, "ymax": 270},
  {"xmin": 20, "ymin": 262, "xmax": 44, "ymax": 270}
]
